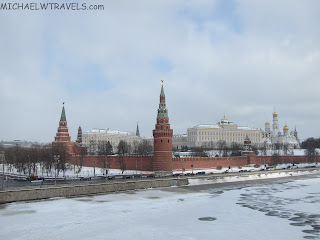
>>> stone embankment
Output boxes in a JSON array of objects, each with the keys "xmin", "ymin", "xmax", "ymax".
[
  {"xmin": 0, "ymin": 178, "xmax": 188, "ymax": 204},
  {"xmin": 1, "ymin": 168, "xmax": 319, "ymax": 204}
]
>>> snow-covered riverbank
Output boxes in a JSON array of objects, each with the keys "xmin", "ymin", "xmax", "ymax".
[{"xmin": 1, "ymin": 173, "xmax": 320, "ymax": 240}]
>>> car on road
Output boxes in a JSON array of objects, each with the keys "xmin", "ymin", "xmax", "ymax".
[{"xmin": 80, "ymin": 177, "xmax": 92, "ymax": 181}]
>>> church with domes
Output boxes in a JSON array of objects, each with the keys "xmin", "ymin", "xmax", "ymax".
[{"xmin": 264, "ymin": 109, "xmax": 300, "ymax": 149}]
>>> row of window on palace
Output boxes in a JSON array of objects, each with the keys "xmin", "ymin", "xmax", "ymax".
[
  {"xmin": 188, "ymin": 131, "xmax": 261, "ymax": 137},
  {"xmin": 188, "ymin": 137, "xmax": 258, "ymax": 142},
  {"xmin": 83, "ymin": 136, "xmax": 140, "ymax": 145}
]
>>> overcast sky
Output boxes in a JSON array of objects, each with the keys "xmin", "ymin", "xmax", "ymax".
[{"xmin": 1, "ymin": 0, "xmax": 320, "ymax": 143}]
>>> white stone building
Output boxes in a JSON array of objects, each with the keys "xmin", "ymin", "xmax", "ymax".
[
  {"xmin": 187, "ymin": 116, "xmax": 264, "ymax": 148},
  {"xmin": 264, "ymin": 110, "xmax": 300, "ymax": 149},
  {"xmin": 82, "ymin": 127, "xmax": 142, "ymax": 153}
]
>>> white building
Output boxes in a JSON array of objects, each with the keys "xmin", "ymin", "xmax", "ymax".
[
  {"xmin": 264, "ymin": 110, "xmax": 300, "ymax": 149},
  {"xmin": 172, "ymin": 134, "xmax": 188, "ymax": 150},
  {"xmin": 82, "ymin": 127, "xmax": 142, "ymax": 153},
  {"xmin": 187, "ymin": 116, "xmax": 264, "ymax": 148}
]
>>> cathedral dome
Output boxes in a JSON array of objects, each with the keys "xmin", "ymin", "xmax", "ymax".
[
  {"xmin": 265, "ymin": 121, "xmax": 270, "ymax": 125},
  {"xmin": 273, "ymin": 111, "xmax": 278, "ymax": 117},
  {"xmin": 283, "ymin": 124, "xmax": 289, "ymax": 131}
]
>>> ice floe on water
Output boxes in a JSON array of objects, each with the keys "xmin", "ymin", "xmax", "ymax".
[
  {"xmin": 237, "ymin": 176, "xmax": 320, "ymax": 239},
  {"xmin": 0, "ymin": 174, "xmax": 320, "ymax": 239}
]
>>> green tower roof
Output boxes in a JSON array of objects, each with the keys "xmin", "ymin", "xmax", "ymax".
[
  {"xmin": 160, "ymin": 84, "xmax": 165, "ymax": 96},
  {"xmin": 157, "ymin": 81, "xmax": 168, "ymax": 119},
  {"xmin": 60, "ymin": 103, "xmax": 66, "ymax": 122}
]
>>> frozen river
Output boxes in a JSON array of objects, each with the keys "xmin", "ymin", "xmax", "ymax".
[{"xmin": 1, "ymin": 174, "xmax": 320, "ymax": 240}]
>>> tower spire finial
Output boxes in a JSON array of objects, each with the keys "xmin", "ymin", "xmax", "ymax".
[{"xmin": 60, "ymin": 102, "xmax": 66, "ymax": 122}]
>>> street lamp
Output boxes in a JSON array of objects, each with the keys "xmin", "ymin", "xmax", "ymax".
[
  {"xmin": 181, "ymin": 159, "xmax": 184, "ymax": 174},
  {"xmin": 54, "ymin": 155, "xmax": 60, "ymax": 185},
  {"xmin": 191, "ymin": 157, "xmax": 194, "ymax": 174},
  {"xmin": 1, "ymin": 151, "xmax": 4, "ymax": 189}
]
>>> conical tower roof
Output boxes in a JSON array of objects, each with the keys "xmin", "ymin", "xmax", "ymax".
[
  {"xmin": 136, "ymin": 122, "xmax": 140, "ymax": 137},
  {"xmin": 157, "ymin": 80, "xmax": 168, "ymax": 119},
  {"xmin": 160, "ymin": 83, "xmax": 165, "ymax": 96},
  {"xmin": 60, "ymin": 102, "xmax": 66, "ymax": 122}
]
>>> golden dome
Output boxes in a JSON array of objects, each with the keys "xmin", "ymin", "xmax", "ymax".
[
  {"xmin": 283, "ymin": 124, "xmax": 289, "ymax": 131},
  {"xmin": 265, "ymin": 121, "xmax": 270, "ymax": 125},
  {"xmin": 273, "ymin": 111, "xmax": 278, "ymax": 117}
]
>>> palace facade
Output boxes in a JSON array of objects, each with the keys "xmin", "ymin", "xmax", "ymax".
[
  {"xmin": 82, "ymin": 124, "xmax": 142, "ymax": 154},
  {"xmin": 186, "ymin": 116, "xmax": 263, "ymax": 148}
]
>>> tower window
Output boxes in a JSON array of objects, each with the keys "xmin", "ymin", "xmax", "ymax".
[
  {"xmin": 168, "ymin": 139, "xmax": 170, "ymax": 143},
  {"xmin": 161, "ymin": 139, "xmax": 163, "ymax": 143}
]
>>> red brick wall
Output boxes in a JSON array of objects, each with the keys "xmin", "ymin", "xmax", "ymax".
[
  {"xmin": 69, "ymin": 154, "xmax": 320, "ymax": 172},
  {"xmin": 71, "ymin": 155, "xmax": 154, "ymax": 172},
  {"xmin": 172, "ymin": 156, "xmax": 249, "ymax": 171},
  {"xmin": 172, "ymin": 155, "xmax": 320, "ymax": 171}
]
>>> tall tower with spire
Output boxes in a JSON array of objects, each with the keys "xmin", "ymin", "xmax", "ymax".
[
  {"xmin": 153, "ymin": 81, "xmax": 173, "ymax": 173},
  {"xmin": 54, "ymin": 103, "xmax": 71, "ymax": 142},
  {"xmin": 76, "ymin": 126, "xmax": 82, "ymax": 144},
  {"xmin": 272, "ymin": 108, "xmax": 280, "ymax": 137},
  {"xmin": 136, "ymin": 122, "xmax": 140, "ymax": 137}
]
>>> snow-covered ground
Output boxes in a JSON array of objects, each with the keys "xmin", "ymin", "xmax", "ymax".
[
  {"xmin": 0, "ymin": 164, "xmax": 153, "ymax": 179},
  {"xmin": 205, "ymin": 148, "xmax": 313, "ymax": 157},
  {"xmin": 173, "ymin": 162, "xmax": 319, "ymax": 175},
  {"xmin": 1, "ymin": 174, "xmax": 320, "ymax": 239}
]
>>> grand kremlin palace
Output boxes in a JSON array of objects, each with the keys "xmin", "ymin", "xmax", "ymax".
[{"xmin": 187, "ymin": 116, "xmax": 263, "ymax": 148}]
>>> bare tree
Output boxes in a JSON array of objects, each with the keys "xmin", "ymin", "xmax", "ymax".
[
  {"xmin": 52, "ymin": 143, "xmax": 68, "ymax": 177},
  {"xmin": 40, "ymin": 144, "xmax": 54, "ymax": 176},
  {"xmin": 261, "ymin": 141, "xmax": 268, "ymax": 156},
  {"xmin": 304, "ymin": 142, "xmax": 318, "ymax": 163},
  {"xmin": 88, "ymin": 140, "xmax": 96, "ymax": 155},
  {"xmin": 230, "ymin": 142, "xmax": 242, "ymax": 156},
  {"xmin": 74, "ymin": 144, "xmax": 87, "ymax": 174},
  {"xmin": 132, "ymin": 140, "xmax": 140, "ymax": 155},
  {"xmin": 271, "ymin": 153, "xmax": 281, "ymax": 166},
  {"xmin": 191, "ymin": 146, "xmax": 208, "ymax": 157},
  {"xmin": 117, "ymin": 140, "xmax": 128, "ymax": 174},
  {"xmin": 137, "ymin": 140, "xmax": 153, "ymax": 156},
  {"xmin": 251, "ymin": 144, "xmax": 259, "ymax": 155},
  {"xmin": 97, "ymin": 140, "xmax": 113, "ymax": 174},
  {"xmin": 217, "ymin": 140, "xmax": 227, "ymax": 157}
]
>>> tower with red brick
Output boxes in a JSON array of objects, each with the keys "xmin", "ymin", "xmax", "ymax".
[
  {"xmin": 76, "ymin": 126, "xmax": 82, "ymax": 144},
  {"xmin": 153, "ymin": 81, "xmax": 173, "ymax": 173},
  {"xmin": 53, "ymin": 103, "xmax": 74, "ymax": 154},
  {"xmin": 54, "ymin": 103, "xmax": 71, "ymax": 142}
]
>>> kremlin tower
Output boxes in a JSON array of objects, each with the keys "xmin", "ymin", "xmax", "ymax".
[
  {"xmin": 54, "ymin": 103, "xmax": 71, "ymax": 142},
  {"xmin": 153, "ymin": 81, "xmax": 173, "ymax": 173},
  {"xmin": 136, "ymin": 122, "xmax": 140, "ymax": 137},
  {"xmin": 272, "ymin": 108, "xmax": 280, "ymax": 136},
  {"xmin": 53, "ymin": 103, "xmax": 74, "ymax": 154},
  {"xmin": 76, "ymin": 126, "xmax": 82, "ymax": 144}
]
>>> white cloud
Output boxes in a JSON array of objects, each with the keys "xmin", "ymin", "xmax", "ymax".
[{"xmin": 0, "ymin": 0, "xmax": 319, "ymax": 143}]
